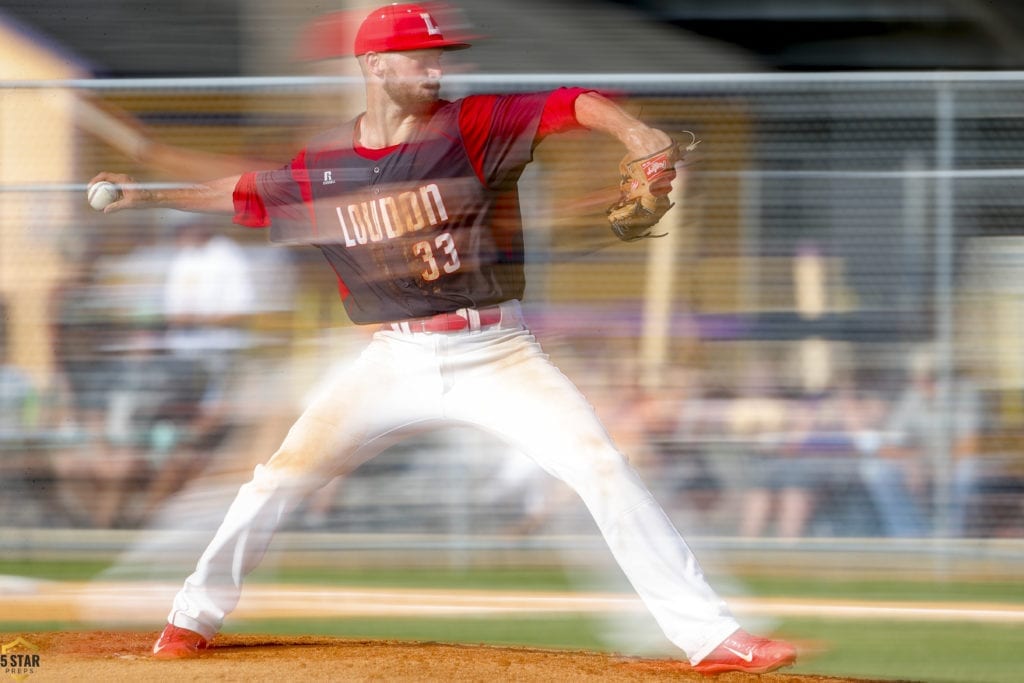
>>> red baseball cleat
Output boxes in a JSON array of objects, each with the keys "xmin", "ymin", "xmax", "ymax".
[
  {"xmin": 693, "ymin": 628, "xmax": 797, "ymax": 675},
  {"xmin": 152, "ymin": 623, "xmax": 210, "ymax": 659}
]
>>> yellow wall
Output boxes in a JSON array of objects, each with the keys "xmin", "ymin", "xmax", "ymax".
[{"xmin": 0, "ymin": 21, "xmax": 82, "ymax": 387}]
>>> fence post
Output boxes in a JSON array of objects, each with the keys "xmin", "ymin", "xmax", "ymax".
[{"xmin": 932, "ymin": 82, "xmax": 957, "ymax": 549}]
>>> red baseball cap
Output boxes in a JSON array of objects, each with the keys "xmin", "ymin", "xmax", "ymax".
[{"xmin": 354, "ymin": 3, "xmax": 472, "ymax": 56}]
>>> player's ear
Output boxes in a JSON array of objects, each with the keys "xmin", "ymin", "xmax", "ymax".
[{"xmin": 362, "ymin": 51, "xmax": 386, "ymax": 78}]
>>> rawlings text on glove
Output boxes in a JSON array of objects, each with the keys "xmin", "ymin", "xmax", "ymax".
[{"xmin": 606, "ymin": 142, "xmax": 682, "ymax": 242}]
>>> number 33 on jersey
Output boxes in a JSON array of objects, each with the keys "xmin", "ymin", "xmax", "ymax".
[{"xmin": 330, "ymin": 181, "xmax": 460, "ymax": 282}]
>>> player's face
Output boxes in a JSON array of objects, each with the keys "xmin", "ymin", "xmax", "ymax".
[{"xmin": 381, "ymin": 48, "xmax": 444, "ymax": 113}]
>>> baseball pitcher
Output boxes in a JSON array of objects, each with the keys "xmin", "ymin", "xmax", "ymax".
[{"xmin": 91, "ymin": 3, "xmax": 796, "ymax": 674}]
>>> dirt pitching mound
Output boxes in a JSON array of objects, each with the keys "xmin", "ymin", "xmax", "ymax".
[{"xmin": 3, "ymin": 631, "xmax": 871, "ymax": 682}]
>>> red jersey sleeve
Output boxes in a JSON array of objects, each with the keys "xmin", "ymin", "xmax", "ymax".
[
  {"xmin": 231, "ymin": 150, "xmax": 318, "ymax": 243},
  {"xmin": 232, "ymin": 172, "xmax": 270, "ymax": 228},
  {"xmin": 458, "ymin": 87, "xmax": 591, "ymax": 189},
  {"xmin": 537, "ymin": 87, "xmax": 592, "ymax": 139}
]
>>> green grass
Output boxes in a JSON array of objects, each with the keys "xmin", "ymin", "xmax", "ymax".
[
  {"xmin": 249, "ymin": 565, "xmax": 581, "ymax": 592},
  {"xmin": 778, "ymin": 618, "xmax": 1023, "ymax": 683},
  {"xmin": 738, "ymin": 576, "xmax": 1024, "ymax": 604},
  {"xmin": 0, "ymin": 560, "xmax": 580, "ymax": 590},
  {"xmin": 0, "ymin": 621, "xmax": 82, "ymax": 634},
  {"xmin": 0, "ymin": 559, "xmax": 113, "ymax": 582}
]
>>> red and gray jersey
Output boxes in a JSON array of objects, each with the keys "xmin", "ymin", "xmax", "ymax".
[{"xmin": 233, "ymin": 87, "xmax": 589, "ymax": 324}]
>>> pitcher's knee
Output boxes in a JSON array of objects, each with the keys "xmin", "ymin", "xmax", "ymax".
[
  {"xmin": 568, "ymin": 447, "xmax": 649, "ymax": 501},
  {"xmin": 249, "ymin": 457, "xmax": 324, "ymax": 496},
  {"xmin": 592, "ymin": 449, "xmax": 633, "ymax": 480}
]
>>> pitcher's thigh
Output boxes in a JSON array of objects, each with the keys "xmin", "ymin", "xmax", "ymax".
[
  {"xmin": 451, "ymin": 355, "xmax": 632, "ymax": 484},
  {"xmin": 265, "ymin": 350, "xmax": 435, "ymax": 478}
]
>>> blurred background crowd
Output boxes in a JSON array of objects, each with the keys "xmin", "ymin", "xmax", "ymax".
[{"xmin": 1, "ymin": 0, "xmax": 1024, "ymax": 543}]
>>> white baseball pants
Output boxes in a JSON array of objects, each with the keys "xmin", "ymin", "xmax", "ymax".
[{"xmin": 166, "ymin": 300, "xmax": 739, "ymax": 663}]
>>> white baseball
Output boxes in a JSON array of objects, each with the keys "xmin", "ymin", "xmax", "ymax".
[{"xmin": 87, "ymin": 181, "xmax": 121, "ymax": 211}]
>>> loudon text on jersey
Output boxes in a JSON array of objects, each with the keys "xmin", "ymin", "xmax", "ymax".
[{"xmin": 333, "ymin": 182, "xmax": 448, "ymax": 247}]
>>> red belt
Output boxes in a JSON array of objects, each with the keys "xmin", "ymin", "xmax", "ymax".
[{"xmin": 386, "ymin": 306, "xmax": 503, "ymax": 333}]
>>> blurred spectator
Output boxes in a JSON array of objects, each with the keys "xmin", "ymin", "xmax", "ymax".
[
  {"xmin": 676, "ymin": 382, "xmax": 739, "ymax": 533},
  {"xmin": 47, "ymin": 226, "xmax": 256, "ymax": 528},
  {"xmin": 48, "ymin": 268, "xmax": 125, "ymax": 528},
  {"xmin": 971, "ymin": 439, "xmax": 1024, "ymax": 537},
  {"xmin": 780, "ymin": 384, "xmax": 883, "ymax": 536},
  {"xmin": 95, "ymin": 327, "xmax": 183, "ymax": 527},
  {"xmin": 629, "ymin": 369, "xmax": 723, "ymax": 524},
  {"xmin": 49, "ymin": 320, "xmax": 201, "ymax": 528},
  {"xmin": 946, "ymin": 377, "xmax": 987, "ymax": 538},
  {"xmin": 860, "ymin": 347, "xmax": 983, "ymax": 537},
  {"xmin": 140, "ymin": 220, "xmax": 260, "ymax": 519},
  {"xmin": 162, "ymin": 218, "xmax": 256, "ymax": 363},
  {"xmin": 856, "ymin": 397, "xmax": 928, "ymax": 537},
  {"xmin": 738, "ymin": 383, "xmax": 865, "ymax": 538},
  {"xmin": 0, "ymin": 317, "xmax": 38, "ymax": 443},
  {"xmin": 727, "ymin": 364, "xmax": 791, "ymax": 537},
  {"xmin": 0, "ymin": 307, "xmax": 43, "ymax": 518}
]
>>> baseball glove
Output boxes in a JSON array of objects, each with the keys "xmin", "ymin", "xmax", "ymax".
[{"xmin": 606, "ymin": 142, "xmax": 683, "ymax": 242}]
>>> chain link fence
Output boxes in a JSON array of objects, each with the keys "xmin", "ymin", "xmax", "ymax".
[{"xmin": 2, "ymin": 72, "xmax": 1023, "ymax": 546}]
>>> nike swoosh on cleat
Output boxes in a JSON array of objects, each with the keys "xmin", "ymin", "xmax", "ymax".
[{"xmin": 723, "ymin": 646, "xmax": 755, "ymax": 663}]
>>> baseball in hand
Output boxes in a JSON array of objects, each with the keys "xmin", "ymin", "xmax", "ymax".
[{"xmin": 87, "ymin": 181, "xmax": 122, "ymax": 211}]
